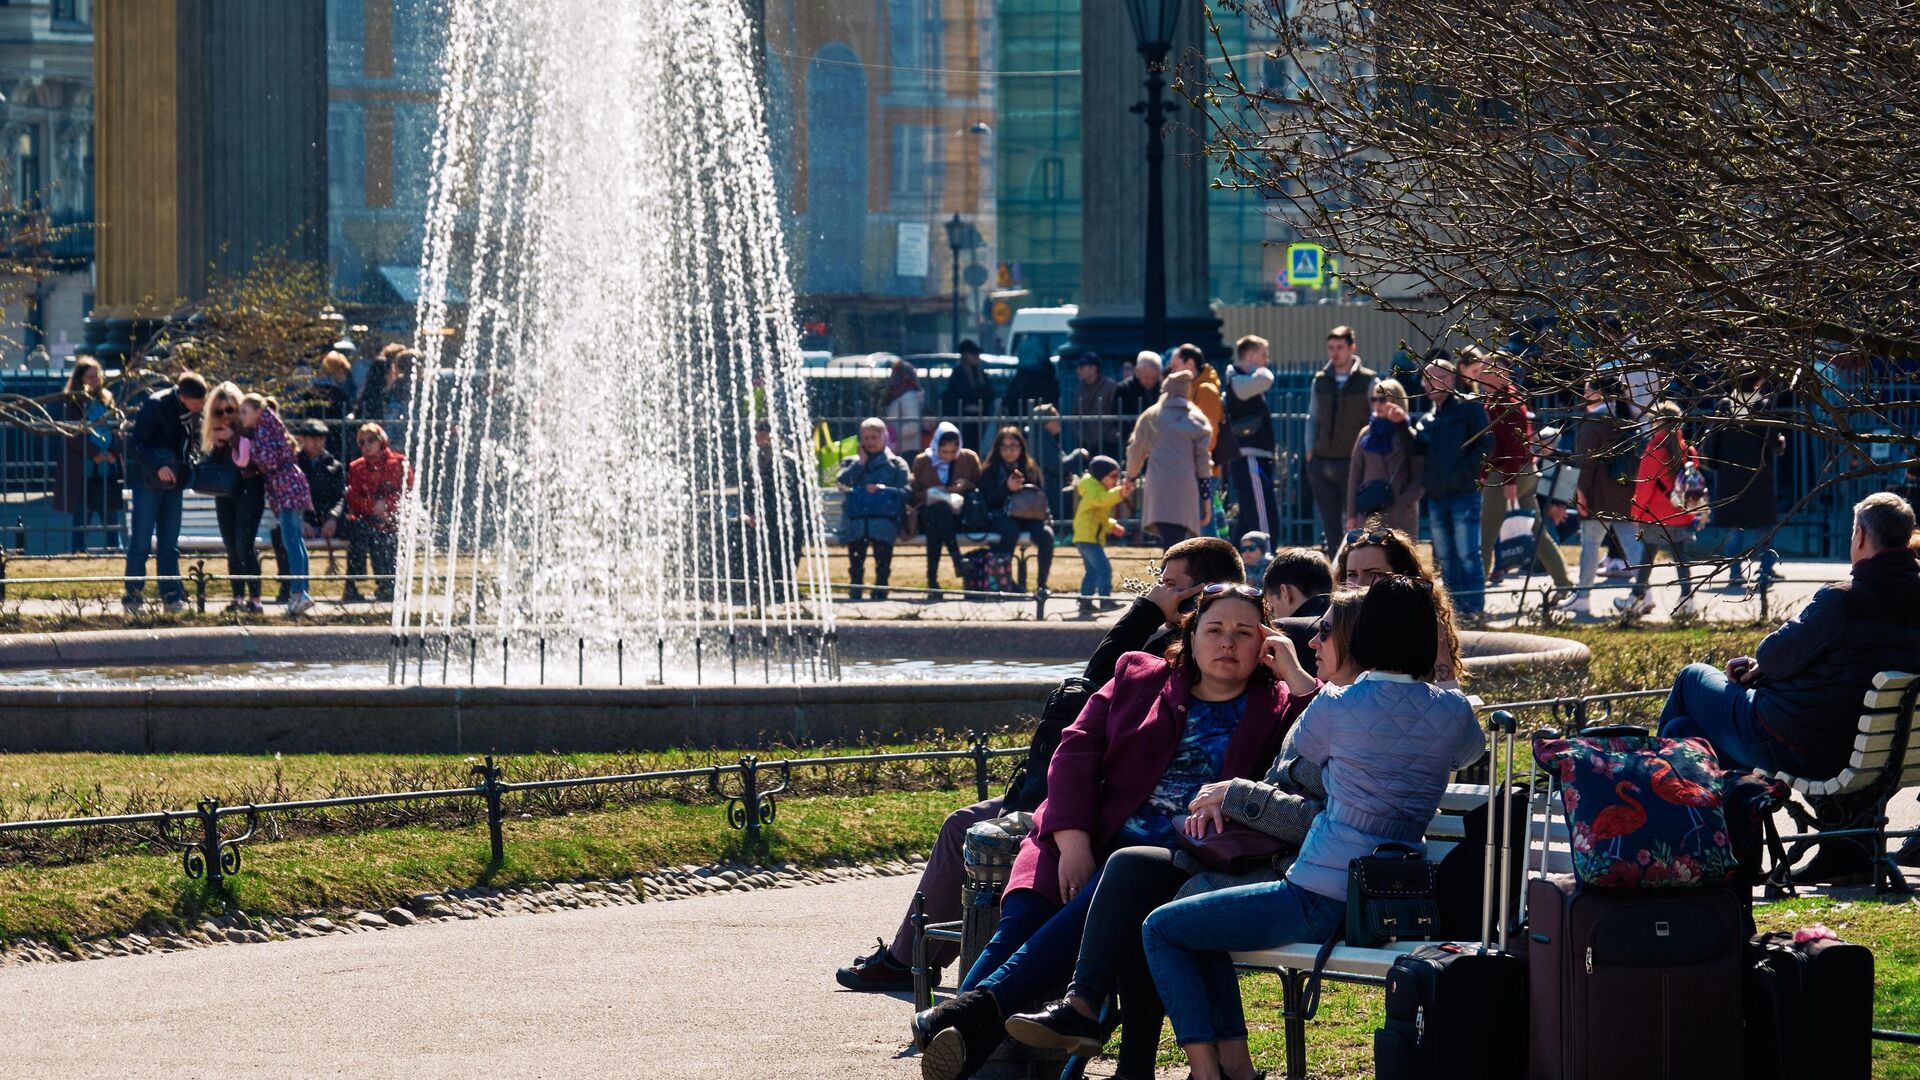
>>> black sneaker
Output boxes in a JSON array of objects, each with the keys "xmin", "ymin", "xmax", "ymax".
[
  {"xmin": 915, "ymin": 990, "xmax": 1001, "ymax": 1080},
  {"xmin": 1790, "ymin": 842, "xmax": 1874, "ymax": 886},
  {"xmin": 836, "ymin": 938, "xmax": 912, "ymax": 992},
  {"xmin": 1893, "ymin": 835, "xmax": 1920, "ymax": 870},
  {"xmin": 1005, "ymin": 997, "xmax": 1110, "ymax": 1057}
]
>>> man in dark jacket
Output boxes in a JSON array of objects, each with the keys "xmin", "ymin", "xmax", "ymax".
[
  {"xmin": 835, "ymin": 536, "xmax": 1245, "ymax": 992},
  {"xmin": 1113, "ymin": 351, "xmax": 1162, "ymax": 420},
  {"xmin": 941, "ymin": 340, "xmax": 997, "ymax": 450},
  {"xmin": 271, "ymin": 419, "xmax": 348, "ymax": 603},
  {"xmin": 1659, "ymin": 492, "xmax": 1920, "ymax": 779},
  {"xmin": 1390, "ymin": 358, "xmax": 1491, "ymax": 616},
  {"xmin": 1225, "ymin": 334, "xmax": 1278, "ymax": 544},
  {"xmin": 122, "ymin": 373, "xmax": 208, "ymax": 612},
  {"xmin": 1305, "ymin": 326, "xmax": 1379, "ymax": 551}
]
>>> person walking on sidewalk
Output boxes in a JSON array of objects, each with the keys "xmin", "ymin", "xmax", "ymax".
[
  {"xmin": 1617, "ymin": 401, "xmax": 1700, "ymax": 617},
  {"xmin": 1382, "ymin": 359, "xmax": 1491, "ymax": 618},
  {"xmin": 1562, "ymin": 380, "xmax": 1643, "ymax": 617},
  {"xmin": 1223, "ymin": 335, "xmax": 1277, "ymax": 543},
  {"xmin": 1126, "ymin": 369, "xmax": 1214, "ymax": 549},
  {"xmin": 1459, "ymin": 348, "xmax": 1571, "ymax": 595},
  {"xmin": 1305, "ymin": 325, "xmax": 1378, "ymax": 552}
]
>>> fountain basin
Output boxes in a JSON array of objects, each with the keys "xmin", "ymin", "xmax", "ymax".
[{"xmin": 0, "ymin": 624, "xmax": 1588, "ymax": 754}]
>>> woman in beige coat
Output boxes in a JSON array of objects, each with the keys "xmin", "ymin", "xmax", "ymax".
[
  {"xmin": 1125, "ymin": 369, "xmax": 1214, "ymax": 547},
  {"xmin": 1344, "ymin": 377, "xmax": 1423, "ymax": 537}
]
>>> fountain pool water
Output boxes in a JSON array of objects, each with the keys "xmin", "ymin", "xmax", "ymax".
[{"xmin": 395, "ymin": 0, "xmax": 830, "ymax": 686}]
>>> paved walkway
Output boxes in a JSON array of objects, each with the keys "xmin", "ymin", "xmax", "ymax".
[
  {"xmin": 0, "ymin": 874, "xmax": 935, "ymax": 1080},
  {"xmin": 2, "ymin": 559, "xmax": 1849, "ymax": 627}
]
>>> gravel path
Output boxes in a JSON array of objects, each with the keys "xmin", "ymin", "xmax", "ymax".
[{"xmin": 0, "ymin": 872, "xmax": 934, "ymax": 1080}]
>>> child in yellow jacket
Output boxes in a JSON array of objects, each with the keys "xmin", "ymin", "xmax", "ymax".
[{"xmin": 1073, "ymin": 456, "xmax": 1134, "ymax": 616}]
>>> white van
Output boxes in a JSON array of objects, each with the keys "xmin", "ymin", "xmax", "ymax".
[{"xmin": 1006, "ymin": 305, "xmax": 1076, "ymax": 368}]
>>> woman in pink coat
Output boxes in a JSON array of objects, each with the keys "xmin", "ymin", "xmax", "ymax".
[{"xmin": 912, "ymin": 584, "xmax": 1317, "ymax": 1080}]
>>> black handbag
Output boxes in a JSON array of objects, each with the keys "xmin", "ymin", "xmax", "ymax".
[
  {"xmin": 1302, "ymin": 842, "xmax": 1442, "ymax": 1018},
  {"xmin": 1229, "ymin": 413, "xmax": 1265, "ymax": 441},
  {"xmin": 189, "ymin": 459, "xmax": 239, "ymax": 497},
  {"xmin": 1355, "ymin": 478, "xmax": 1394, "ymax": 515}
]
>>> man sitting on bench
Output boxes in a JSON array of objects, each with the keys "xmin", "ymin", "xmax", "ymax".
[
  {"xmin": 834, "ymin": 538, "xmax": 1248, "ymax": 991},
  {"xmin": 1657, "ymin": 491, "xmax": 1920, "ymax": 881}
]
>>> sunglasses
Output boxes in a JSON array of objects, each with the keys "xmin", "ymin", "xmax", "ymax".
[
  {"xmin": 214, "ymin": 406, "xmax": 236, "ymax": 417},
  {"xmin": 1370, "ymin": 394, "xmax": 1392, "ymax": 402},
  {"xmin": 1344, "ymin": 528, "xmax": 1393, "ymax": 547},
  {"xmin": 1310, "ymin": 619, "xmax": 1332, "ymax": 640},
  {"xmin": 1200, "ymin": 583, "xmax": 1264, "ymax": 602}
]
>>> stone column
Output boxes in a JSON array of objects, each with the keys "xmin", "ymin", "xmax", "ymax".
[
  {"xmin": 1067, "ymin": 2, "xmax": 1223, "ymax": 361},
  {"xmin": 93, "ymin": 0, "xmax": 327, "ymax": 360}
]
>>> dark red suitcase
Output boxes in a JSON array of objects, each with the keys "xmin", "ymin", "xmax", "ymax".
[{"xmin": 1526, "ymin": 875, "xmax": 1746, "ymax": 1080}]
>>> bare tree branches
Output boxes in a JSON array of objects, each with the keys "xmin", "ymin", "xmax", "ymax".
[{"xmin": 1192, "ymin": 0, "xmax": 1920, "ymax": 481}]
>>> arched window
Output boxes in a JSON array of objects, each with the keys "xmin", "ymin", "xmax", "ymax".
[{"xmin": 804, "ymin": 43, "xmax": 867, "ymax": 294}]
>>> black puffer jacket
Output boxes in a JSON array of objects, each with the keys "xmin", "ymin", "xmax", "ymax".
[{"xmin": 1754, "ymin": 547, "xmax": 1920, "ymax": 778}]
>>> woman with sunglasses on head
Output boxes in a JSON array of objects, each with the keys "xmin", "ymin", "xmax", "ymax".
[
  {"xmin": 1332, "ymin": 525, "xmax": 1465, "ymax": 686},
  {"xmin": 1140, "ymin": 576, "xmax": 1484, "ymax": 1080},
  {"xmin": 1006, "ymin": 588, "xmax": 1365, "ymax": 1075},
  {"xmin": 201, "ymin": 382, "xmax": 269, "ymax": 613},
  {"xmin": 914, "ymin": 584, "xmax": 1317, "ymax": 1080},
  {"xmin": 1343, "ymin": 377, "xmax": 1422, "ymax": 536}
]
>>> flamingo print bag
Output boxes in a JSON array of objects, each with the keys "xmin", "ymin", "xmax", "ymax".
[{"xmin": 1531, "ymin": 729, "xmax": 1740, "ymax": 888}]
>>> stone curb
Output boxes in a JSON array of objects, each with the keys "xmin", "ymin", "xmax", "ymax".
[{"xmin": 0, "ymin": 854, "xmax": 925, "ymax": 967}]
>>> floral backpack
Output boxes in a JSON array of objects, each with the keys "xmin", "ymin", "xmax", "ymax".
[{"xmin": 1532, "ymin": 728, "xmax": 1775, "ymax": 889}]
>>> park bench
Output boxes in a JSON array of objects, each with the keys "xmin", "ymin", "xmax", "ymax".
[
  {"xmin": 1770, "ymin": 669, "xmax": 1918, "ymax": 894},
  {"xmin": 911, "ymin": 781, "xmax": 1575, "ymax": 1080}
]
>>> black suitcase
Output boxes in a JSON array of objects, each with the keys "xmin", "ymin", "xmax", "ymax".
[
  {"xmin": 1374, "ymin": 710, "xmax": 1528, "ymax": 1080},
  {"xmin": 1526, "ymin": 874, "xmax": 1747, "ymax": 1080},
  {"xmin": 1745, "ymin": 931, "xmax": 1874, "ymax": 1080}
]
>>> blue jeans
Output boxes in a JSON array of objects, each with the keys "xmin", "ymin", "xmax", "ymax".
[
  {"xmin": 1658, "ymin": 662, "xmax": 1813, "ymax": 775},
  {"xmin": 125, "ymin": 484, "xmax": 185, "ymax": 602},
  {"xmin": 960, "ymin": 870, "xmax": 1103, "ymax": 1014},
  {"xmin": 1143, "ymin": 880, "xmax": 1346, "ymax": 1047},
  {"xmin": 276, "ymin": 509, "xmax": 310, "ymax": 594},
  {"xmin": 1426, "ymin": 492, "xmax": 1484, "ymax": 616},
  {"xmin": 1076, "ymin": 542, "xmax": 1111, "ymax": 599}
]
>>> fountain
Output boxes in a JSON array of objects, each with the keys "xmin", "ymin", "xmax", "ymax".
[{"xmin": 391, "ymin": 0, "xmax": 834, "ymax": 686}]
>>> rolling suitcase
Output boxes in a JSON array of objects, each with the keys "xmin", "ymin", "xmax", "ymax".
[
  {"xmin": 1525, "ymin": 725, "xmax": 1748, "ymax": 1080},
  {"xmin": 1745, "ymin": 930, "xmax": 1874, "ymax": 1080},
  {"xmin": 1373, "ymin": 711, "xmax": 1528, "ymax": 1080}
]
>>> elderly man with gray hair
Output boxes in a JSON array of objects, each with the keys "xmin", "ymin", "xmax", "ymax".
[
  {"xmin": 1657, "ymin": 491, "xmax": 1920, "ymax": 878},
  {"xmin": 835, "ymin": 417, "xmax": 911, "ymax": 601}
]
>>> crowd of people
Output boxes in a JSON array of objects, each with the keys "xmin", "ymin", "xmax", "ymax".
[
  {"xmin": 827, "ymin": 484, "xmax": 1917, "ymax": 1079},
  {"xmin": 839, "ymin": 322, "xmax": 1844, "ymax": 624},
  {"xmin": 58, "ymin": 352, "xmax": 416, "ymax": 614}
]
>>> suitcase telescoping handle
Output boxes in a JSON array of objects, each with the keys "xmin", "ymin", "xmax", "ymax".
[
  {"xmin": 1492, "ymin": 710, "xmax": 1519, "ymax": 953},
  {"xmin": 1479, "ymin": 709, "xmax": 1519, "ymax": 954}
]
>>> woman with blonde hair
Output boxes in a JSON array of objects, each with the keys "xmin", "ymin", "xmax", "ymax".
[
  {"xmin": 1344, "ymin": 377, "xmax": 1422, "ymax": 536},
  {"xmin": 202, "ymin": 382, "xmax": 268, "ymax": 611}
]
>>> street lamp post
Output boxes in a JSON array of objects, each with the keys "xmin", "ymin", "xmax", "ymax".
[
  {"xmin": 1126, "ymin": 0, "xmax": 1181, "ymax": 356},
  {"xmin": 944, "ymin": 213, "xmax": 968, "ymax": 349}
]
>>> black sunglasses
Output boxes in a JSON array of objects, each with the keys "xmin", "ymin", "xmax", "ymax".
[
  {"xmin": 1344, "ymin": 528, "xmax": 1393, "ymax": 547},
  {"xmin": 1312, "ymin": 619, "xmax": 1332, "ymax": 638}
]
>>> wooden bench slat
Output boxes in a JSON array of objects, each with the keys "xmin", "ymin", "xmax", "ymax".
[
  {"xmin": 1871, "ymin": 671, "xmax": 1917, "ymax": 691},
  {"xmin": 1855, "ymin": 711, "xmax": 1900, "ymax": 735},
  {"xmin": 1233, "ymin": 941, "xmax": 1424, "ymax": 979},
  {"xmin": 1846, "ymin": 744, "xmax": 1920, "ymax": 771}
]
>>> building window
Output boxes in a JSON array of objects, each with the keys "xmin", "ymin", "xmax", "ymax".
[
  {"xmin": 52, "ymin": 0, "xmax": 89, "ymax": 28},
  {"xmin": 890, "ymin": 125, "xmax": 944, "ymax": 203}
]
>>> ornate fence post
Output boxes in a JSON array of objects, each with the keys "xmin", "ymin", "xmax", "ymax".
[
  {"xmin": 970, "ymin": 729, "xmax": 992, "ymax": 802},
  {"xmin": 189, "ymin": 560, "xmax": 208, "ymax": 613},
  {"xmin": 158, "ymin": 798, "xmax": 258, "ymax": 890},
  {"xmin": 471, "ymin": 755, "xmax": 506, "ymax": 867},
  {"xmin": 709, "ymin": 756, "xmax": 786, "ymax": 841}
]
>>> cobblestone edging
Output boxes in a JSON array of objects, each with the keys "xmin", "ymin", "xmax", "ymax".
[{"xmin": 0, "ymin": 855, "xmax": 925, "ymax": 966}]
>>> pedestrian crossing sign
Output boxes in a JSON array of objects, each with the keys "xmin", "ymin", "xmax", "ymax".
[{"xmin": 1286, "ymin": 243, "xmax": 1325, "ymax": 287}]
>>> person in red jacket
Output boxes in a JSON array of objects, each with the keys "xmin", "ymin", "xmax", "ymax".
[
  {"xmin": 1617, "ymin": 401, "xmax": 1700, "ymax": 617},
  {"xmin": 344, "ymin": 422, "xmax": 409, "ymax": 603}
]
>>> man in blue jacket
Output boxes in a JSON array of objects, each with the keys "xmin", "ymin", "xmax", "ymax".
[
  {"xmin": 1659, "ymin": 491, "xmax": 1920, "ymax": 880},
  {"xmin": 1385, "ymin": 356, "xmax": 1492, "ymax": 616},
  {"xmin": 122, "ymin": 373, "xmax": 208, "ymax": 613}
]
